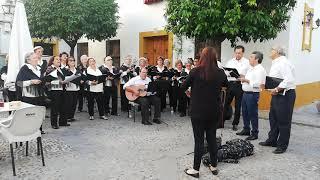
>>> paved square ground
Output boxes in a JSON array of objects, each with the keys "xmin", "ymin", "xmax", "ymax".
[{"xmin": 1, "ymin": 104, "xmax": 320, "ymax": 180}]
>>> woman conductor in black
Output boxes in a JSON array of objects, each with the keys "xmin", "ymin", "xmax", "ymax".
[{"xmin": 182, "ymin": 47, "xmax": 227, "ymax": 177}]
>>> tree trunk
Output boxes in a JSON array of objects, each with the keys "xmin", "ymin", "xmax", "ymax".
[
  {"xmin": 64, "ymin": 39, "xmax": 78, "ymax": 57},
  {"xmin": 69, "ymin": 45, "xmax": 75, "ymax": 57},
  {"xmin": 195, "ymin": 37, "xmax": 225, "ymax": 61}
]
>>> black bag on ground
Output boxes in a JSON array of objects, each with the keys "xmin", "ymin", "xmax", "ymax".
[{"xmin": 202, "ymin": 138, "xmax": 254, "ymax": 166}]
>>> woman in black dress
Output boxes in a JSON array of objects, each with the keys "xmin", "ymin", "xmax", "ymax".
[{"xmin": 182, "ymin": 47, "xmax": 227, "ymax": 177}]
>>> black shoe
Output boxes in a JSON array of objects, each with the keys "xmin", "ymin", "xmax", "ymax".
[
  {"xmin": 236, "ymin": 129, "xmax": 250, "ymax": 136},
  {"xmin": 259, "ymin": 141, "xmax": 277, "ymax": 147},
  {"xmin": 59, "ymin": 123, "xmax": 71, "ymax": 127},
  {"xmin": 41, "ymin": 131, "xmax": 46, "ymax": 134},
  {"xmin": 180, "ymin": 113, "xmax": 186, "ymax": 117},
  {"xmin": 68, "ymin": 118, "xmax": 76, "ymax": 122},
  {"xmin": 153, "ymin": 119, "xmax": 161, "ymax": 124},
  {"xmin": 142, "ymin": 121, "xmax": 152, "ymax": 125},
  {"xmin": 52, "ymin": 125, "xmax": 59, "ymax": 129},
  {"xmin": 146, "ymin": 121, "xmax": 153, "ymax": 125},
  {"xmin": 184, "ymin": 168, "xmax": 199, "ymax": 178},
  {"xmin": 111, "ymin": 113, "xmax": 120, "ymax": 116},
  {"xmin": 209, "ymin": 166, "xmax": 219, "ymax": 175},
  {"xmin": 245, "ymin": 135, "xmax": 258, "ymax": 141},
  {"xmin": 273, "ymin": 148, "xmax": 286, "ymax": 154},
  {"xmin": 232, "ymin": 125, "xmax": 238, "ymax": 131}
]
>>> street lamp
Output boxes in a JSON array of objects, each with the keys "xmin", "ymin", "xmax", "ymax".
[{"xmin": 302, "ymin": 11, "xmax": 320, "ymax": 30}]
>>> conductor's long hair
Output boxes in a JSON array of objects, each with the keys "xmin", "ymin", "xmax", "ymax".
[{"xmin": 198, "ymin": 47, "xmax": 218, "ymax": 81}]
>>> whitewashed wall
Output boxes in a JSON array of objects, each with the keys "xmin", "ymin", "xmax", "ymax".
[
  {"xmin": 58, "ymin": 0, "xmax": 320, "ymax": 86},
  {"xmin": 287, "ymin": 0, "xmax": 320, "ymax": 84},
  {"xmin": 59, "ymin": 0, "xmax": 194, "ymax": 66}
]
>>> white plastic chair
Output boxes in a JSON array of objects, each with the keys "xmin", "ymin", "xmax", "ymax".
[{"xmin": 0, "ymin": 106, "xmax": 46, "ymax": 176}]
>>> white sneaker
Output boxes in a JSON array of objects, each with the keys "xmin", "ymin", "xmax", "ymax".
[
  {"xmin": 89, "ymin": 116, "xmax": 94, "ymax": 120},
  {"xmin": 100, "ymin": 115, "xmax": 108, "ymax": 120}
]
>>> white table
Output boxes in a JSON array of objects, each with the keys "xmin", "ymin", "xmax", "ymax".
[{"xmin": 0, "ymin": 102, "xmax": 35, "ymax": 117}]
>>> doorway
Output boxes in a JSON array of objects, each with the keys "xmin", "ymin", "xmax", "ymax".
[{"xmin": 139, "ymin": 30, "xmax": 173, "ymax": 66}]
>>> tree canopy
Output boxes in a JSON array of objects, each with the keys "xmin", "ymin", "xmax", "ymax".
[
  {"xmin": 165, "ymin": 0, "xmax": 296, "ymax": 56},
  {"xmin": 25, "ymin": 0, "xmax": 119, "ymax": 56}
]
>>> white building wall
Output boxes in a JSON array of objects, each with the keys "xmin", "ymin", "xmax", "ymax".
[
  {"xmin": 57, "ymin": 0, "xmax": 320, "ymax": 86},
  {"xmin": 113, "ymin": 0, "xmax": 194, "ymax": 65},
  {"xmin": 62, "ymin": 0, "xmax": 194, "ymax": 66},
  {"xmin": 287, "ymin": 0, "xmax": 320, "ymax": 85},
  {"xmin": 221, "ymin": 29, "xmax": 290, "ymax": 73}
]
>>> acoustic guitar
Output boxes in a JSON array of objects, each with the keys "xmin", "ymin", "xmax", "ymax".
[{"xmin": 125, "ymin": 85, "xmax": 148, "ymax": 101}]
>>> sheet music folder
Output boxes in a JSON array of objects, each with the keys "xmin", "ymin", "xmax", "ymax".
[
  {"xmin": 223, "ymin": 67, "xmax": 240, "ymax": 78},
  {"xmin": 265, "ymin": 76, "xmax": 283, "ymax": 89}
]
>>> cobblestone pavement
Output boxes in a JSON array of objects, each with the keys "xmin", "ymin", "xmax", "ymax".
[{"xmin": 0, "ymin": 104, "xmax": 320, "ymax": 180}]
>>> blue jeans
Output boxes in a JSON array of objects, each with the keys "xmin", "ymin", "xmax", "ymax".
[{"xmin": 241, "ymin": 92, "xmax": 260, "ymax": 136}]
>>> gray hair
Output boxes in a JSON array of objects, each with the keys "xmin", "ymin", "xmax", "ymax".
[
  {"xmin": 272, "ymin": 45, "xmax": 286, "ymax": 56},
  {"xmin": 252, "ymin": 51, "xmax": 263, "ymax": 64},
  {"xmin": 80, "ymin": 54, "xmax": 88, "ymax": 61},
  {"xmin": 24, "ymin": 52, "xmax": 36, "ymax": 63}
]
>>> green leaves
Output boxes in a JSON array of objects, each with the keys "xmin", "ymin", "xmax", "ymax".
[
  {"xmin": 165, "ymin": 0, "xmax": 296, "ymax": 44},
  {"xmin": 25, "ymin": 0, "xmax": 119, "ymax": 48}
]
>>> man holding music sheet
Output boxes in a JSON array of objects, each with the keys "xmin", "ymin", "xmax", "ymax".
[
  {"xmin": 123, "ymin": 67, "xmax": 161, "ymax": 125},
  {"xmin": 259, "ymin": 46, "xmax": 296, "ymax": 154},
  {"xmin": 224, "ymin": 45, "xmax": 250, "ymax": 131},
  {"xmin": 236, "ymin": 51, "xmax": 266, "ymax": 141}
]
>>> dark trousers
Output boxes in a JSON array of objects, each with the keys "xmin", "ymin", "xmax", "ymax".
[
  {"xmin": 104, "ymin": 86, "xmax": 118, "ymax": 114},
  {"xmin": 267, "ymin": 89, "xmax": 296, "ymax": 149},
  {"xmin": 191, "ymin": 118, "xmax": 217, "ymax": 170},
  {"xmin": 22, "ymin": 96, "xmax": 45, "ymax": 106},
  {"xmin": 49, "ymin": 91, "xmax": 67, "ymax": 127},
  {"xmin": 65, "ymin": 91, "xmax": 78, "ymax": 119},
  {"xmin": 178, "ymin": 87, "xmax": 189, "ymax": 114},
  {"xmin": 241, "ymin": 92, "xmax": 260, "ymax": 136},
  {"xmin": 135, "ymin": 95, "xmax": 161, "ymax": 123},
  {"xmin": 157, "ymin": 80, "xmax": 170, "ymax": 110},
  {"xmin": 120, "ymin": 84, "xmax": 129, "ymax": 111},
  {"xmin": 88, "ymin": 92, "xmax": 104, "ymax": 117},
  {"xmin": 171, "ymin": 85, "xmax": 179, "ymax": 111},
  {"xmin": 77, "ymin": 88, "xmax": 87, "ymax": 111},
  {"xmin": 168, "ymin": 85, "xmax": 174, "ymax": 108},
  {"xmin": 224, "ymin": 82, "xmax": 243, "ymax": 125},
  {"xmin": 8, "ymin": 90, "xmax": 17, "ymax": 102}
]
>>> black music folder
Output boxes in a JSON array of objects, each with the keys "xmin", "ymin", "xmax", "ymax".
[
  {"xmin": 86, "ymin": 74, "xmax": 107, "ymax": 83},
  {"xmin": 265, "ymin": 76, "xmax": 283, "ymax": 89},
  {"xmin": 105, "ymin": 72, "xmax": 122, "ymax": 79},
  {"xmin": 224, "ymin": 67, "xmax": 240, "ymax": 78}
]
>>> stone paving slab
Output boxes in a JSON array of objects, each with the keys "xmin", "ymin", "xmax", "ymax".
[
  {"xmin": 0, "ymin": 106, "xmax": 320, "ymax": 180},
  {"xmin": 258, "ymin": 102, "xmax": 320, "ymax": 127}
]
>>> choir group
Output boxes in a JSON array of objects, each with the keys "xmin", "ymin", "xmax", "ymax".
[{"xmin": 0, "ymin": 46, "xmax": 200, "ymax": 131}]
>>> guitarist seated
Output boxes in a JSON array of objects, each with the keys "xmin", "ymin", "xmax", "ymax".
[{"xmin": 123, "ymin": 67, "xmax": 161, "ymax": 125}]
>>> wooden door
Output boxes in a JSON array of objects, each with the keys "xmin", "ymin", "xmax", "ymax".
[
  {"xmin": 77, "ymin": 42, "xmax": 88, "ymax": 64},
  {"xmin": 106, "ymin": 40, "xmax": 121, "ymax": 67},
  {"xmin": 143, "ymin": 35, "xmax": 168, "ymax": 65}
]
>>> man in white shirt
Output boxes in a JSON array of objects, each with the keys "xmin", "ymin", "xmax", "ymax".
[
  {"xmin": 259, "ymin": 46, "xmax": 296, "ymax": 154},
  {"xmin": 224, "ymin": 45, "xmax": 250, "ymax": 131},
  {"xmin": 236, "ymin": 51, "xmax": 266, "ymax": 140},
  {"xmin": 124, "ymin": 67, "xmax": 161, "ymax": 125}
]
